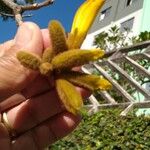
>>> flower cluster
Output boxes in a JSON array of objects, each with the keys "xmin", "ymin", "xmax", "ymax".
[{"xmin": 17, "ymin": 0, "xmax": 111, "ymax": 115}]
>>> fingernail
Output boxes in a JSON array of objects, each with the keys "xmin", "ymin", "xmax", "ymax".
[{"xmin": 15, "ymin": 24, "xmax": 33, "ymax": 48}]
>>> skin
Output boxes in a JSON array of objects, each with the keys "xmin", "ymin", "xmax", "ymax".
[{"xmin": 0, "ymin": 22, "xmax": 90, "ymax": 150}]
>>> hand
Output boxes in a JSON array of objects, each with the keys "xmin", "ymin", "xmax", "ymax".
[{"xmin": 0, "ymin": 22, "xmax": 89, "ymax": 150}]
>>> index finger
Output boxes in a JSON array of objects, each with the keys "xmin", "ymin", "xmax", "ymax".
[{"xmin": 41, "ymin": 29, "xmax": 52, "ymax": 49}]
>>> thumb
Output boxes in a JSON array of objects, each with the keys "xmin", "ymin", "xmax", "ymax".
[
  {"xmin": 15, "ymin": 22, "xmax": 43, "ymax": 55},
  {"xmin": 0, "ymin": 22, "xmax": 43, "ymax": 101}
]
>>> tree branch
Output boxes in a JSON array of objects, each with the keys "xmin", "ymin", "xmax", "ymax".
[
  {"xmin": 1, "ymin": 0, "xmax": 54, "ymax": 25},
  {"xmin": 1, "ymin": 0, "xmax": 19, "ymax": 10},
  {"xmin": 0, "ymin": 11, "xmax": 32, "ymax": 18},
  {"xmin": 22, "ymin": 0, "xmax": 54, "ymax": 11}
]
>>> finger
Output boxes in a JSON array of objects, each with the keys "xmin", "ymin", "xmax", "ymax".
[
  {"xmin": 76, "ymin": 87, "xmax": 91, "ymax": 99},
  {"xmin": 5, "ymin": 85, "xmax": 89, "ymax": 135},
  {"xmin": 11, "ymin": 112, "xmax": 80, "ymax": 150},
  {"xmin": 21, "ymin": 75, "xmax": 89, "ymax": 101},
  {"xmin": 7, "ymin": 89, "xmax": 63, "ymax": 134},
  {"xmin": 0, "ymin": 75, "xmax": 54, "ymax": 112},
  {"xmin": 0, "ymin": 94, "xmax": 26, "ymax": 113},
  {"xmin": 0, "ymin": 75, "xmax": 90, "ymax": 113},
  {"xmin": 0, "ymin": 122, "xmax": 11, "ymax": 150},
  {"xmin": 0, "ymin": 22, "xmax": 43, "ymax": 102},
  {"xmin": 41, "ymin": 29, "xmax": 52, "ymax": 49},
  {"xmin": 20, "ymin": 76, "xmax": 92, "ymax": 110},
  {"xmin": 14, "ymin": 22, "xmax": 43, "ymax": 55},
  {"xmin": 21, "ymin": 75, "xmax": 54, "ymax": 99}
]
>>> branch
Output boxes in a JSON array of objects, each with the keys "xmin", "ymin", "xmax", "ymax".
[
  {"xmin": 1, "ymin": 0, "xmax": 19, "ymax": 10},
  {"xmin": 1, "ymin": 0, "xmax": 54, "ymax": 25},
  {"xmin": 0, "ymin": 12, "xmax": 32, "ymax": 18},
  {"xmin": 22, "ymin": 0, "xmax": 54, "ymax": 11}
]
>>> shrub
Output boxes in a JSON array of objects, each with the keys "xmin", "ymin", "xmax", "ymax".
[{"xmin": 51, "ymin": 109, "xmax": 150, "ymax": 150}]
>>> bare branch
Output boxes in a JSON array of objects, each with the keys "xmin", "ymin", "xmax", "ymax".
[
  {"xmin": 1, "ymin": 0, "xmax": 22, "ymax": 25},
  {"xmin": 1, "ymin": 0, "xmax": 19, "ymax": 10},
  {"xmin": 0, "ymin": 12, "xmax": 32, "ymax": 18},
  {"xmin": 1, "ymin": 0, "xmax": 54, "ymax": 25},
  {"xmin": 22, "ymin": 0, "xmax": 54, "ymax": 11}
]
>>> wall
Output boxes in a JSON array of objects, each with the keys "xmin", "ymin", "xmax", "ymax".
[
  {"xmin": 82, "ymin": 9, "xmax": 143, "ymax": 49},
  {"xmin": 140, "ymin": 0, "xmax": 150, "ymax": 31},
  {"xmin": 89, "ymin": 0, "xmax": 144, "ymax": 34},
  {"xmin": 139, "ymin": 0, "xmax": 150, "ymax": 106}
]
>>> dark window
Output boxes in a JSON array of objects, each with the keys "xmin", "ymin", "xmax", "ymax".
[
  {"xmin": 120, "ymin": 18, "xmax": 134, "ymax": 32},
  {"xmin": 126, "ymin": 0, "xmax": 137, "ymax": 6},
  {"xmin": 99, "ymin": 7, "xmax": 111, "ymax": 21}
]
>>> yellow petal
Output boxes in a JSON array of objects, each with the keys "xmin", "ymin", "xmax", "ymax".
[
  {"xmin": 42, "ymin": 48, "xmax": 54, "ymax": 63},
  {"xmin": 52, "ymin": 49, "xmax": 104, "ymax": 70},
  {"xmin": 68, "ymin": 0, "xmax": 105, "ymax": 49},
  {"xmin": 96, "ymin": 76, "xmax": 112, "ymax": 90},
  {"xmin": 39, "ymin": 62, "xmax": 53, "ymax": 76},
  {"xmin": 17, "ymin": 51, "xmax": 41, "ymax": 70},
  {"xmin": 56, "ymin": 79, "xmax": 83, "ymax": 115},
  {"xmin": 60, "ymin": 71, "xmax": 112, "ymax": 91},
  {"xmin": 49, "ymin": 20, "xmax": 68, "ymax": 54}
]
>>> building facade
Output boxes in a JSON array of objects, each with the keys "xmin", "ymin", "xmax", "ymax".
[{"xmin": 82, "ymin": 0, "xmax": 147, "ymax": 49}]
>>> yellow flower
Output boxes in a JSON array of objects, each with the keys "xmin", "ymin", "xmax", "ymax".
[
  {"xmin": 17, "ymin": 0, "xmax": 111, "ymax": 115},
  {"xmin": 68, "ymin": 0, "xmax": 105, "ymax": 49}
]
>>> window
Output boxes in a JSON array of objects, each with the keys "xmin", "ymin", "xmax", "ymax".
[
  {"xmin": 99, "ymin": 7, "xmax": 111, "ymax": 21},
  {"xmin": 146, "ymin": 82, "xmax": 150, "ymax": 93},
  {"xmin": 126, "ymin": 0, "xmax": 137, "ymax": 7},
  {"xmin": 120, "ymin": 18, "xmax": 134, "ymax": 32}
]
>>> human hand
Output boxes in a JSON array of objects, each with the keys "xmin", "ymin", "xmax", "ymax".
[{"xmin": 0, "ymin": 22, "xmax": 89, "ymax": 150}]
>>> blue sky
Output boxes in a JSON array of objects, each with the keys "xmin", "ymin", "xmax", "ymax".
[{"xmin": 0, "ymin": 0, "xmax": 84, "ymax": 43}]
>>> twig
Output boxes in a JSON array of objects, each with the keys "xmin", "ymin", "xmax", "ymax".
[
  {"xmin": 22, "ymin": 0, "xmax": 54, "ymax": 11},
  {"xmin": 1, "ymin": 0, "xmax": 54, "ymax": 25},
  {"xmin": 0, "ymin": 12, "xmax": 32, "ymax": 18}
]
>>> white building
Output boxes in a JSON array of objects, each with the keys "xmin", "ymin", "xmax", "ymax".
[{"xmin": 82, "ymin": 0, "xmax": 144, "ymax": 49}]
